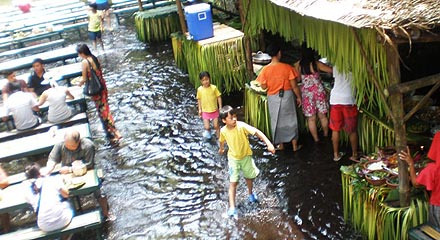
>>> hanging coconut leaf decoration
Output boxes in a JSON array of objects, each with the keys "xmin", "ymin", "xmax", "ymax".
[
  {"xmin": 340, "ymin": 167, "xmax": 428, "ymax": 240},
  {"xmin": 242, "ymin": 0, "xmax": 397, "ymax": 154},
  {"xmin": 134, "ymin": 5, "xmax": 180, "ymax": 43},
  {"xmin": 171, "ymin": 26, "xmax": 247, "ymax": 94}
]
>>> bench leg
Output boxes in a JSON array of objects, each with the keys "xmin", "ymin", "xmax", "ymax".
[
  {"xmin": 1, "ymin": 213, "xmax": 10, "ymax": 233},
  {"xmin": 115, "ymin": 14, "xmax": 121, "ymax": 25},
  {"xmin": 73, "ymin": 196, "xmax": 83, "ymax": 213},
  {"xmin": 96, "ymin": 228, "xmax": 103, "ymax": 240}
]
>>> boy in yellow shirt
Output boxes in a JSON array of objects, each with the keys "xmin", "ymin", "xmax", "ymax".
[
  {"xmin": 88, "ymin": 3, "xmax": 104, "ymax": 51},
  {"xmin": 219, "ymin": 105, "xmax": 275, "ymax": 219}
]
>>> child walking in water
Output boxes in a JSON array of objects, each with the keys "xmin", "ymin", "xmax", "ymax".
[
  {"xmin": 196, "ymin": 71, "xmax": 222, "ymax": 139},
  {"xmin": 88, "ymin": 3, "xmax": 104, "ymax": 51},
  {"xmin": 218, "ymin": 106, "xmax": 275, "ymax": 219}
]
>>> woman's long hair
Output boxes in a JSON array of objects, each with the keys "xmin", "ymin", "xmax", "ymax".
[
  {"xmin": 76, "ymin": 44, "xmax": 101, "ymax": 69},
  {"xmin": 25, "ymin": 163, "xmax": 41, "ymax": 194},
  {"xmin": 299, "ymin": 43, "xmax": 317, "ymax": 75}
]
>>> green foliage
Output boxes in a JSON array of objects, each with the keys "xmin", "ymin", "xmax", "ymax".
[
  {"xmin": 341, "ymin": 172, "xmax": 429, "ymax": 239},
  {"xmin": 134, "ymin": 5, "xmax": 180, "ymax": 43},
  {"xmin": 171, "ymin": 33, "xmax": 187, "ymax": 72},
  {"xmin": 171, "ymin": 33, "xmax": 247, "ymax": 94},
  {"xmin": 244, "ymin": 86, "xmax": 271, "ymax": 139},
  {"xmin": 243, "ymin": 0, "xmax": 395, "ymax": 154}
]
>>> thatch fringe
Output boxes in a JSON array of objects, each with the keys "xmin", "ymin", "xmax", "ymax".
[
  {"xmin": 134, "ymin": 5, "xmax": 180, "ymax": 43},
  {"xmin": 269, "ymin": 0, "xmax": 440, "ymax": 31},
  {"xmin": 171, "ymin": 33, "xmax": 247, "ymax": 93},
  {"xmin": 243, "ymin": 0, "xmax": 396, "ymax": 153}
]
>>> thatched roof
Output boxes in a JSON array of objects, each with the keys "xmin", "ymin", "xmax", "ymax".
[{"xmin": 270, "ymin": 0, "xmax": 440, "ymax": 30}]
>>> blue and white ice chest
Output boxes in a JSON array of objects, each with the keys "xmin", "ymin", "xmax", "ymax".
[{"xmin": 184, "ymin": 3, "xmax": 213, "ymax": 41}]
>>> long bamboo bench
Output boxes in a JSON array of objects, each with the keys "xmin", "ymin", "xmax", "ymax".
[
  {"xmin": 111, "ymin": 0, "xmax": 151, "ymax": 9},
  {"xmin": 0, "ymin": 122, "xmax": 91, "ymax": 162},
  {"xmin": 0, "ymin": 45, "xmax": 78, "ymax": 72},
  {"xmin": 0, "ymin": 39, "xmax": 65, "ymax": 59},
  {"xmin": 0, "ymin": 112, "xmax": 88, "ymax": 142},
  {"xmin": 0, "ymin": 210, "xmax": 103, "ymax": 240}
]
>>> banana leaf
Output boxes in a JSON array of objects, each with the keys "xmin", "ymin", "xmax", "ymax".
[{"xmin": 134, "ymin": 5, "xmax": 180, "ymax": 43}]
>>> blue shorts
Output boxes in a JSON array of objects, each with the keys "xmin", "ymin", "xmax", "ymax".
[
  {"xmin": 88, "ymin": 31, "xmax": 102, "ymax": 41},
  {"xmin": 97, "ymin": 2, "xmax": 110, "ymax": 10}
]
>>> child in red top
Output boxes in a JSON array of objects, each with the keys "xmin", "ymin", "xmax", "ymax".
[{"xmin": 399, "ymin": 132, "xmax": 440, "ymax": 228}]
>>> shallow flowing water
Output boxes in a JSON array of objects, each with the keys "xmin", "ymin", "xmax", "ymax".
[{"xmin": 3, "ymin": 18, "xmax": 363, "ymax": 239}]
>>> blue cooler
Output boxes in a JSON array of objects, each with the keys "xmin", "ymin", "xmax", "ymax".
[{"xmin": 184, "ymin": 3, "xmax": 213, "ymax": 41}]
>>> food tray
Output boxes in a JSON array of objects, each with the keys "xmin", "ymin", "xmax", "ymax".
[{"xmin": 365, "ymin": 170, "xmax": 388, "ymax": 186}]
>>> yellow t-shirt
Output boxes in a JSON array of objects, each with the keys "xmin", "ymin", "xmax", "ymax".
[
  {"xmin": 196, "ymin": 84, "xmax": 221, "ymax": 113},
  {"xmin": 88, "ymin": 11, "xmax": 103, "ymax": 32},
  {"xmin": 219, "ymin": 121, "xmax": 257, "ymax": 160}
]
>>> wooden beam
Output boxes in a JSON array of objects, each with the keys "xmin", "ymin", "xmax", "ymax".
[
  {"xmin": 176, "ymin": 0, "xmax": 187, "ymax": 33},
  {"xmin": 394, "ymin": 34, "xmax": 440, "ymax": 44},
  {"xmin": 386, "ymin": 73, "xmax": 440, "ymax": 95},
  {"xmin": 210, "ymin": 4, "xmax": 239, "ymax": 17},
  {"xmin": 351, "ymin": 28, "xmax": 396, "ymax": 123},
  {"xmin": 386, "ymin": 45, "xmax": 410, "ymax": 207},
  {"xmin": 137, "ymin": 0, "xmax": 144, "ymax": 11},
  {"xmin": 403, "ymin": 80, "xmax": 440, "ymax": 122}
]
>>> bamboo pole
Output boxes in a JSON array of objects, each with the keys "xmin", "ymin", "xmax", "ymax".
[
  {"xmin": 176, "ymin": 0, "xmax": 187, "ymax": 33},
  {"xmin": 137, "ymin": 0, "xmax": 144, "ymax": 11},
  {"xmin": 386, "ymin": 45, "xmax": 410, "ymax": 207},
  {"xmin": 239, "ymin": 0, "xmax": 254, "ymax": 80}
]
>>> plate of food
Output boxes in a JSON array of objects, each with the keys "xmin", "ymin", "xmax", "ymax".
[
  {"xmin": 365, "ymin": 170, "xmax": 389, "ymax": 186},
  {"xmin": 67, "ymin": 177, "xmax": 86, "ymax": 190},
  {"xmin": 364, "ymin": 160, "xmax": 386, "ymax": 171}
]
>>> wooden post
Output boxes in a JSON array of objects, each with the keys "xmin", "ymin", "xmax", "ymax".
[
  {"xmin": 387, "ymin": 45, "xmax": 410, "ymax": 207},
  {"xmin": 176, "ymin": 0, "xmax": 187, "ymax": 33},
  {"xmin": 137, "ymin": 0, "xmax": 143, "ymax": 11},
  {"xmin": 238, "ymin": 0, "xmax": 254, "ymax": 80}
]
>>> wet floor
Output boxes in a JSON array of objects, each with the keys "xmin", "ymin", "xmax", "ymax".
[
  {"xmin": 92, "ymin": 21, "xmax": 363, "ymax": 240},
  {"xmin": 3, "ymin": 18, "xmax": 362, "ymax": 239}
]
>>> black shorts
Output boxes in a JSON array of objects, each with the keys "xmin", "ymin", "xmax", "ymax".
[{"xmin": 88, "ymin": 31, "xmax": 102, "ymax": 41}]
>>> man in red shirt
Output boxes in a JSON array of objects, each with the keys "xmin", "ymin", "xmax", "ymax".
[
  {"xmin": 400, "ymin": 132, "xmax": 440, "ymax": 228},
  {"xmin": 2, "ymin": 71, "xmax": 30, "ymax": 101}
]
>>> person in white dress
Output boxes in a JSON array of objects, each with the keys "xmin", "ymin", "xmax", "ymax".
[{"xmin": 24, "ymin": 163, "xmax": 74, "ymax": 238}]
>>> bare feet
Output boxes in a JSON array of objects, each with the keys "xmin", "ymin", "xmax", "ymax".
[
  {"xmin": 276, "ymin": 143, "xmax": 285, "ymax": 151},
  {"xmin": 293, "ymin": 145, "xmax": 303, "ymax": 152}
]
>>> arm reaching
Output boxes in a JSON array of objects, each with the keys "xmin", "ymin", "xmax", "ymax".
[
  {"xmin": 289, "ymin": 78, "xmax": 302, "ymax": 107},
  {"xmin": 398, "ymin": 146, "xmax": 418, "ymax": 186},
  {"xmin": 79, "ymin": 60, "xmax": 88, "ymax": 87},
  {"xmin": 197, "ymin": 99, "xmax": 202, "ymax": 117},
  {"xmin": 317, "ymin": 61, "xmax": 333, "ymax": 73},
  {"xmin": 217, "ymin": 96, "xmax": 222, "ymax": 110},
  {"xmin": 219, "ymin": 141, "xmax": 225, "ymax": 155},
  {"xmin": 37, "ymin": 92, "xmax": 48, "ymax": 106},
  {"xmin": 65, "ymin": 89, "xmax": 74, "ymax": 100},
  {"xmin": 255, "ymin": 130, "xmax": 275, "ymax": 154},
  {"xmin": 0, "ymin": 166, "xmax": 9, "ymax": 189}
]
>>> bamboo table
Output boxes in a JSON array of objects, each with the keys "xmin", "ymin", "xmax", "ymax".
[
  {"xmin": 0, "ymin": 86, "xmax": 85, "ymax": 117},
  {"xmin": 0, "ymin": 46, "xmax": 78, "ymax": 73},
  {"xmin": 0, "ymin": 169, "xmax": 99, "ymax": 214},
  {"xmin": 0, "ymin": 122, "xmax": 91, "ymax": 162},
  {"xmin": 0, "ymin": 62, "xmax": 82, "ymax": 92}
]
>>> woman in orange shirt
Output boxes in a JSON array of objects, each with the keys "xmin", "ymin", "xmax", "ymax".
[{"xmin": 257, "ymin": 44, "xmax": 302, "ymax": 151}]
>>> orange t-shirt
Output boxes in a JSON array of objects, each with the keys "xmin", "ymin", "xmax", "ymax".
[{"xmin": 257, "ymin": 62, "xmax": 298, "ymax": 96}]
